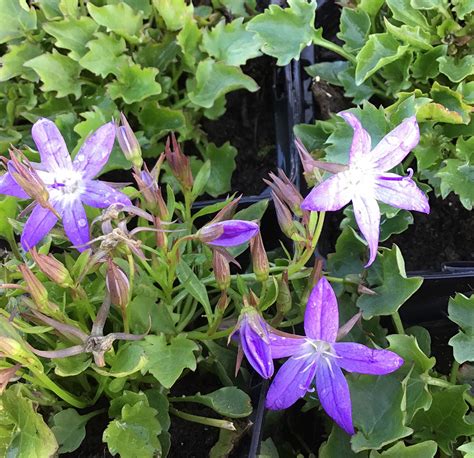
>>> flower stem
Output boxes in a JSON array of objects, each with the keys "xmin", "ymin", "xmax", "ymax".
[
  {"xmin": 187, "ymin": 327, "xmax": 232, "ymax": 341},
  {"xmin": 449, "ymin": 360, "xmax": 460, "ymax": 384},
  {"xmin": 169, "ymin": 406, "xmax": 236, "ymax": 431},
  {"xmin": 392, "ymin": 311, "xmax": 405, "ymax": 335},
  {"xmin": 313, "ymin": 35, "xmax": 356, "ymax": 64}
]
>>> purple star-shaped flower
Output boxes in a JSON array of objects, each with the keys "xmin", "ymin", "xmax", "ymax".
[
  {"xmin": 199, "ymin": 220, "xmax": 259, "ymax": 247},
  {"xmin": 0, "ymin": 118, "xmax": 132, "ymax": 251},
  {"xmin": 266, "ymin": 277, "xmax": 404, "ymax": 434},
  {"xmin": 301, "ymin": 113, "xmax": 430, "ymax": 266}
]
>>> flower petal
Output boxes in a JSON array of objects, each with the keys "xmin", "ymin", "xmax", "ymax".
[
  {"xmin": 304, "ymin": 277, "xmax": 339, "ymax": 342},
  {"xmin": 21, "ymin": 203, "xmax": 60, "ymax": 251},
  {"xmin": 72, "ymin": 122, "xmax": 116, "ymax": 179},
  {"xmin": 333, "ymin": 342, "xmax": 404, "ymax": 375},
  {"xmin": 316, "ymin": 357, "xmax": 354, "ymax": 435},
  {"xmin": 62, "ymin": 199, "xmax": 90, "ymax": 251},
  {"xmin": 301, "ymin": 173, "xmax": 352, "ymax": 212},
  {"xmin": 204, "ymin": 220, "xmax": 259, "ymax": 247},
  {"xmin": 268, "ymin": 329, "xmax": 306, "ymax": 359},
  {"xmin": 369, "ymin": 116, "xmax": 419, "ymax": 171},
  {"xmin": 31, "ymin": 118, "xmax": 72, "ymax": 171},
  {"xmin": 265, "ymin": 353, "xmax": 318, "ymax": 410},
  {"xmin": 352, "ymin": 194, "xmax": 380, "ymax": 267},
  {"xmin": 81, "ymin": 180, "xmax": 132, "ymax": 208},
  {"xmin": 0, "ymin": 172, "xmax": 29, "ymax": 199},
  {"xmin": 374, "ymin": 174, "xmax": 430, "ymax": 214},
  {"xmin": 339, "ymin": 112, "xmax": 372, "ymax": 165}
]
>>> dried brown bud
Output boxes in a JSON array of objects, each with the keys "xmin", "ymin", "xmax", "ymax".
[
  {"xmin": 105, "ymin": 259, "xmax": 130, "ymax": 312},
  {"xmin": 30, "ymin": 248, "xmax": 74, "ymax": 288},
  {"xmin": 164, "ymin": 133, "xmax": 193, "ymax": 191},
  {"xmin": 0, "ymin": 364, "xmax": 21, "ymax": 394},
  {"xmin": 19, "ymin": 264, "xmax": 58, "ymax": 313},
  {"xmin": 250, "ymin": 232, "xmax": 269, "ymax": 282},
  {"xmin": 264, "ymin": 169, "xmax": 303, "ymax": 216},
  {"xmin": 272, "ymin": 192, "xmax": 295, "ymax": 238},
  {"xmin": 212, "ymin": 249, "xmax": 230, "ymax": 291}
]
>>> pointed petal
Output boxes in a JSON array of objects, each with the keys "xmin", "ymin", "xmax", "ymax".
[
  {"xmin": 301, "ymin": 173, "xmax": 352, "ymax": 212},
  {"xmin": 316, "ymin": 358, "xmax": 354, "ymax": 434},
  {"xmin": 72, "ymin": 122, "xmax": 116, "ymax": 179},
  {"xmin": 374, "ymin": 174, "xmax": 430, "ymax": 213},
  {"xmin": 62, "ymin": 199, "xmax": 90, "ymax": 251},
  {"xmin": 81, "ymin": 180, "xmax": 132, "ymax": 208},
  {"xmin": 268, "ymin": 329, "xmax": 306, "ymax": 359},
  {"xmin": 21, "ymin": 203, "xmax": 60, "ymax": 251},
  {"xmin": 333, "ymin": 342, "xmax": 404, "ymax": 375},
  {"xmin": 0, "ymin": 172, "xmax": 29, "ymax": 199},
  {"xmin": 31, "ymin": 118, "xmax": 72, "ymax": 171},
  {"xmin": 265, "ymin": 353, "xmax": 317, "ymax": 410},
  {"xmin": 352, "ymin": 194, "xmax": 380, "ymax": 267},
  {"xmin": 304, "ymin": 277, "xmax": 339, "ymax": 342},
  {"xmin": 339, "ymin": 112, "xmax": 372, "ymax": 165},
  {"xmin": 369, "ymin": 116, "xmax": 419, "ymax": 171}
]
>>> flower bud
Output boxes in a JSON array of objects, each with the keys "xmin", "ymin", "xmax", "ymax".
[
  {"xmin": 250, "ymin": 232, "xmax": 269, "ymax": 283},
  {"xmin": 19, "ymin": 264, "xmax": 58, "ymax": 313},
  {"xmin": 272, "ymin": 192, "xmax": 295, "ymax": 238},
  {"xmin": 209, "ymin": 196, "xmax": 241, "ymax": 224},
  {"xmin": 154, "ymin": 216, "xmax": 167, "ymax": 249},
  {"xmin": 30, "ymin": 248, "xmax": 74, "ymax": 288},
  {"xmin": 105, "ymin": 259, "xmax": 130, "ymax": 312},
  {"xmin": 264, "ymin": 170, "xmax": 303, "ymax": 216},
  {"xmin": 294, "ymin": 138, "xmax": 320, "ymax": 187},
  {"xmin": 198, "ymin": 220, "xmax": 259, "ymax": 247},
  {"xmin": 212, "ymin": 249, "xmax": 230, "ymax": 291},
  {"xmin": 164, "ymin": 133, "xmax": 193, "ymax": 191},
  {"xmin": 0, "ymin": 364, "xmax": 21, "ymax": 394},
  {"xmin": 276, "ymin": 271, "xmax": 292, "ymax": 316},
  {"xmin": 117, "ymin": 113, "xmax": 143, "ymax": 169}
]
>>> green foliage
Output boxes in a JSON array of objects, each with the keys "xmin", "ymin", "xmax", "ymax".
[{"xmin": 448, "ymin": 293, "xmax": 474, "ymax": 363}]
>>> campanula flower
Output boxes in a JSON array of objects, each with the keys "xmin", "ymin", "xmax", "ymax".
[
  {"xmin": 266, "ymin": 277, "xmax": 404, "ymax": 434},
  {"xmin": 198, "ymin": 220, "xmax": 259, "ymax": 247},
  {"xmin": 301, "ymin": 113, "xmax": 430, "ymax": 266},
  {"xmin": 0, "ymin": 118, "xmax": 132, "ymax": 251}
]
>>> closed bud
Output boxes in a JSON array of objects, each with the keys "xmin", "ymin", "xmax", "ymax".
[
  {"xmin": 276, "ymin": 271, "xmax": 292, "ymax": 315},
  {"xmin": 0, "ymin": 364, "xmax": 21, "ymax": 394},
  {"xmin": 19, "ymin": 264, "xmax": 57, "ymax": 312},
  {"xmin": 294, "ymin": 138, "xmax": 319, "ymax": 187},
  {"xmin": 212, "ymin": 249, "xmax": 230, "ymax": 291},
  {"xmin": 117, "ymin": 113, "xmax": 143, "ymax": 169},
  {"xmin": 272, "ymin": 192, "xmax": 295, "ymax": 238},
  {"xmin": 164, "ymin": 133, "xmax": 193, "ymax": 191},
  {"xmin": 198, "ymin": 220, "xmax": 259, "ymax": 247},
  {"xmin": 106, "ymin": 259, "xmax": 130, "ymax": 312},
  {"xmin": 30, "ymin": 248, "xmax": 74, "ymax": 288},
  {"xmin": 250, "ymin": 232, "xmax": 269, "ymax": 282},
  {"xmin": 154, "ymin": 216, "xmax": 167, "ymax": 249},
  {"xmin": 264, "ymin": 170, "xmax": 303, "ymax": 216},
  {"xmin": 217, "ymin": 291, "xmax": 229, "ymax": 312}
]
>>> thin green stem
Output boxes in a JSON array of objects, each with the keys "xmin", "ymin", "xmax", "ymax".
[
  {"xmin": 187, "ymin": 327, "xmax": 232, "ymax": 341},
  {"xmin": 169, "ymin": 406, "xmax": 236, "ymax": 431},
  {"xmin": 392, "ymin": 311, "xmax": 405, "ymax": 335},
  {"xmin": 449, "ymin": 360, "xmax": 460, "ymax": 385},
  {"xmin": 313, "ymin": 35, "xmax": 356, "ymax": 64}
]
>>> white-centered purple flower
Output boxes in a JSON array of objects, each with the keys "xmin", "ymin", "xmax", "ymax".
[
  {"xmin": 0, "ymin": 118, "xmax": 132, "ymax": 251},
  {"xmin": 301, "ymin": 113, "xmax": 430, "ymax": 266},
  {"xmin": 265, "ymin": 277, "xmax": 404, "ymax": 434},
  {"xmin": 198, "ymin": 220, "xmax": 259, "ymax": 247}
]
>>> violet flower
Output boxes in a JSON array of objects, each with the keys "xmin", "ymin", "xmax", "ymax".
[
  {"xmin": 0, "ymin": 118, "xmax": 131, "ymax": 251},
  {"xmin": 266, "ymin": 277, "xmax": 404, "ymax": 434},
  {"xmin": 301, "ymin": 113, "xmax": 430, "ymax": 266},
  {"xmin": 198, "ymin": 220, "xmax": 259, "ymax": 247}
]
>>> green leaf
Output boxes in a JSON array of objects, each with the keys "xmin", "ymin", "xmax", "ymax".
[
  {"xmin": 448, "ymin": 293, "xmax": 474, "ymax": 363},
  {"xmin": 103, "ymin": 402, "xmax": 161, "ymax": 458},
  {"xmin": 436, "ymin": 159, "xmax": 474, "ymax": 210},
  {"xmin": 411, "ymin": 0, "xmax": 448, "ymax": 10},
  {"xmin": 438, "ymin": 55, "xmax": 474, "ymax": 83},
  {"xmin": 247, "ymin": 0, "xmax": 316, "ymax": 66},
  {"xmin": 338, "ymin": 8, "xmax": 371, "ymax": 52},
  {"xmin": 327, "ymin": 226, "xmax": 366, "ymax": 279},
  {"xmin": 411, "ymin": 385, "xmax": 474, "ymax": 455},
  {"xmin": 0, "ymin": 197, "xmax": 18, "ymax": 241},
  {"xmin": 379, "ymin": 210, "xmax": 413, "ymax": 241},
  {"xmin": 383, "ymin": 18, "xmax": 433, "ymax": 50},
  {"xmin": 51, "ymin": 409, "xmax": 96, "ymax": 454},
  {"xmin": 43, "ymin": 17, "xmax": 98, "ymax": 61},
  {"xmin": 202, "ymin": 18, "xmax": 261, "ymax": 66},
  {"xmin": 99, "ymin": 343, "xmax": 148, "ymax": 377},
  {"xmin": 153, "ymin": 0, "xmax": 193, "ymax": 31},
  {"xmin": 141, "ymin": 334, "xmax": 198, "ymax": 388},
  {"xmin": 181, "ymin": 387, "xmax": 252, "ymax": 418},
  {"xmin": 369, "ymin": 440, "xmax": 437, "ymax": 457},
  {"xmin": 320, "ymin": 424, "xmax": 367, "ymax": 457},
  {"xmin": 0, "ymin": 0, "xmax": 37, "ymax": 44},
  {"xmin": 177, "ymin": 16, "xmax": 202, "ymax": 69},
  {"xmin": 411, "ymin": 45, "xmax": 446, "ymax": 82},
  {"xmin": 107, "ymin": 64, "xmax": 161, "ymax": 104},
  {"xmin": 202, "ymin": 142, "xmax": 237, "ymax": 197},
  {"xmin": 79, "ymin": 32, "xmax": 129, "ymax": 78},
  {"xmin": 386, "ymin": 0, "xmax": 429, "ymax": 28},
  {"xmin": 355, "ymin": 33, "xmax": 409, "ymax": 85},
  {"xmin": 24, "ymin": 51, "xmax": 82, "ymax": 98},
  {"xmin": 357, "ymin": 246, "xmax": 423, "ymax": 318},
  {"xmin": 192, "ymin": 160, "xmax": 211, "ymax": 199},
  {"xmin": 452, "ymin": 0, "xmax": 474, "ymax": 18},
  {"xmin": 305, "ymin": 61, "xmax": 349, "ymax": 86},
  {"xmin": 359, "ymin": 0, "xmax": 385, "ymax": 16},
  {"xmin": 87, "ymin": 2, "xmax": 142, "ymax": 42},
  {"xmin": 54, "ymin": 351, "xmax": 91, "ymax": 377},
  {"xmin": 138, "ymin": 104, "xmax": 186, "ymax": 138},
  {"xmin": 0, "ymin": 42, "xmax": 42, "ymax": 81},
  {"xmin": 458, "ymin": 441, "xmax": 474, "ymax": 456},
  {"xmin": 350, "ymin": 374, "xmax": 412, "ymax": 452},
  {"xmin": 430, "ymin": 81, "xmax": 471, "ymax": 124},
  {"xmin": 188, "ymin": 59, "xmax": 258, "ymax": 109},
  {"xmin": 109, "ymin": 391, "xmax": 149, "ymax": 418}
]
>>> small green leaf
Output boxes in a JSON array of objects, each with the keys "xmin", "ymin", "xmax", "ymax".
[
  {"xmin": 436, "ymin": 159, "xmax": 474, "ymax": 210},
  {"xmin": 0, "ymin": 197, "xmax": 18, "ymax": 241},
  {"xmin": 386, "ymin": 0, "xmax": 429, "ymax": 28},
  {"xmin": 99, "ymin": 343, "xmax": 147, "ymax": 377},
  {"xmin": 24, "ymin": 51, "xmax": 82, "ymax": 98},
  {"xmin": 452, "ymin": 0, "xmax": 474, "ymax": 18},
  {"xmin": 369, "ymin": 440, "xmax": 437, "ymax": 457},
  {"xmin": 448, "ymin": 293, "xmax": 474, "ymax": 363},
  {"xmin": 320, "ymin": 424, "xmax": 365, "ymax": 457},
  {"xmin": 0, "ymin": 0, "xmax": 37, "ymax": 44},
  {"xmin": 107, "ymin": 64, "xmax": 161, "ymax": 104},
  {"xmin": 247, "ymin": 0, "xmax": 316, "ymax": 66},
  {"xmin": 141, "ymin": 334, "xmax": 198, "ymax": 388},
  {"xmin": 138, "ymin": 103, "xmax": 186, "ymax": 138},
  {"xmin": 305, "ymin": 61, "xmax": 349, "ymax": 86},
  {"xmin": 51, "ymin": 409, "xmax": 96, "ymax": 454},
  {"xmin": 192, "ymin": 160, "xmax": 211, "ymax": 199},
  {"xmin": 430, "ymin": 81, "xmax": 471, "ymax": 124},
  {"xmin": 383, "ymin": 18, "xmax": 433, "ymax": 50},
  {"xmin": 177, "ymin": 16, "xmax": 202, "ymax": 69},
  {"xmin": 202, "ymin": 18, "xmax": 261, "ymax": 66},
  {"xmin": 438, "ymin": 55, "xmax": 474, "ymax": 83},
  {"xmin": 188, "ymin": 59, "xmax": 258, "ymax": 109},
  {"xmin": 153, "ymin": 0, "xmax": 193, "ymax": 31},
  {"xmin": 338, "ymin": 8, "xmax": 371, "ymax": 52},
  {"xmin": 327, "ymin": 226, "xmax": 366, "ymax": 279},
  {"xmin": 109, "ymin": 391, "xmax": 149, "ymax": 418},
  {"xmin": 202, "ymin": 142, "xmax": 237, "ymax": 197},
  {"xmin": 411, "ymin": 45, "xmax": 447, "ymax": 82},
  {"xmin": 54, "ymin": 351, "xmax": 91, "ymax": 377},
  {"xmin": 0, "ymin": 42, "xmax": 42, "ymax": 81}
]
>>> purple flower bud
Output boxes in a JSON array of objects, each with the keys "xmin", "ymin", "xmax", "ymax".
[
  {"xmin": 212, "ymin": 249, "xmax": 231, "ymax": 290},
  {"xmin": 165, "ymin": 133, "xmax": 193, "ymax": 191},
  {"xmin": 106, "ymin": 259, "xmax": 130, "ymax": 313},
  {"xmin": 19, "ymin": 264, "xmax": 59, "ymax": 314},
  {"xmin": 199, "ymin": 220, "xmax": 259, "ymax": 247},
  {"xmin": 264, "ymin": 169, "xmax": 303, "ymax": 216},
  {"xmin": 272, "ymin": 192, "xmax": 295, "ymax": 238},
  {"xmin": 250, "ymin": 232, "xmax": 269, "ymax": 282},
  {"xmin": 30, "ymin": 247, "xmax": 74, "ymax": 288},
  {"xmin": 117, "ymin": 113, "xmax": 143, "ymax": 169}
]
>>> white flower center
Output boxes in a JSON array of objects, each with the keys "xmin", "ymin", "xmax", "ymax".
[{"xmin": 38, "ymin": 168, "xmax": 85, "ymax": 202}]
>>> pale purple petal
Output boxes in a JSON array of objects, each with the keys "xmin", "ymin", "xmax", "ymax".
[
  {"xmin": 301, "ymin": 173, "xmax": 352, "ymax": 211},
  {"xmin": 339, "ymin": 112, "xmax": 372, "ymax": 165},
  {"xmin": 265, "ymin": 353, "xmax": 318, "ymax": 410},
  {"xmin": 304, "ymin": 277, "xmax": 339, "ymax": 342},
  {"xmin": 316, "ymin": 358, "xmax": 354, "ymax": 435},
  {"xmin": 333, "ymin": 342, "xmax": 404, "ymax": 375},
  {"xmin": 374, "ymin": 174, "xmax": 430, "ymax": 214},
  {"xmin": 369, "ymin": 116, "xmax": 419, "ymax": 171},
  {"xmin": 205, "ymin": 220, "xmax": 259, "ymax": 247},
  {"xmin": 352, "ymin": 194, "xmax": 380, "ymax": 267},
  {"xmin": 31, "ymin": 118, "xmax": 72, "ymax": 171},
  {"xmin": 268, "ymin": 330, "xmax": 306, "ymax": 359},
  {"xmin": 81, "ymin": 180, "xmax": 132, "ymax": 208},
  {"xmin": 72, "ymin": 122, "xmax": 116, "ymax": 179},
  {"xmin": 0, "ymin": 172, "xmax": 29, "ymax": 199},
  {"xmin": 21, "ymin": 203, "xmax": 61, "ymax": 251},
  {"xmin": 62, "ymin": 199, "xmax": 90, "ymax": 251}
]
